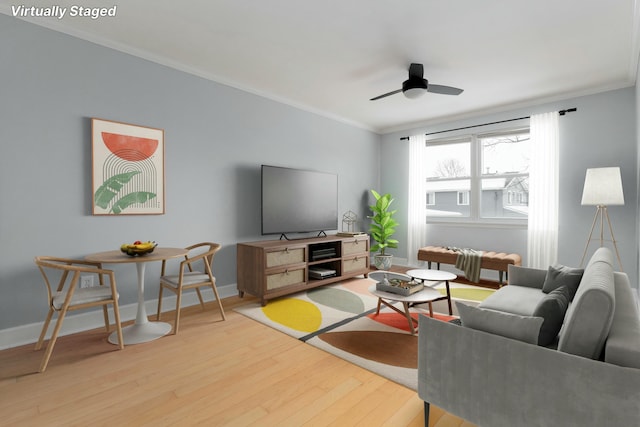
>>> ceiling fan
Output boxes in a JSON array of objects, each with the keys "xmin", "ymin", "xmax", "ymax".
[{"xmin": 370, "ymin": 63, "xmax": 464, "ymax": 101}]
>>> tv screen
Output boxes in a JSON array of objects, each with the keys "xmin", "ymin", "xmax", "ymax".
[{"xmin": 261, "ymin": 165, "xmax": 338, "ymax": 237}]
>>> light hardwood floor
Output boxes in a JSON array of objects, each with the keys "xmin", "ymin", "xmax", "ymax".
[{"xmin": 0, "ymin": 296, "xmax": 473, "ymax": 427}]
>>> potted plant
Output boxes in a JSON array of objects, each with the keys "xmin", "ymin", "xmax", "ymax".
[{"xmin": 368, "ymin": 189, "xmax": 399, "ymax": 270}]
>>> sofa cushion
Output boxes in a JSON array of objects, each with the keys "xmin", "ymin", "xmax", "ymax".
[
  {"xmin": 456, "ymin": 301, "xmax": 543, "ymax": 345},
  {"xmin": 532, "ymin": 285, "xmax": 570, "ymax": 346},
  {"xmin": 557, "ymin": 248, "xmax": 615, "ymax": 359},
  {"xmin": 541, "ymin": 264, "xmax": 583, "ymax": 300},
  {"xmin": 508, "ymin": 264, "xmax": 547, "ymax": 289},
  {"xmin": 479, "ymin": 285, "xmax": 546, "ymax": 316}
]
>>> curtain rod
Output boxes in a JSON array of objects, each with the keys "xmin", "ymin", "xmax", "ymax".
[{"xmin": 399, "ymin": 107, "xmax": 577, "ymax": 140}]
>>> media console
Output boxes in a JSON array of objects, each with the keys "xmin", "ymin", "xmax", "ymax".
[{"xmin": 237, "ymin": 234, "xmax": 370, "ymax": 305}]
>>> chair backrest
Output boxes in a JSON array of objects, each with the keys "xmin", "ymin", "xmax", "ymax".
[
  {"xmin": 184, "ymin": 242, "xmax": 221, "ymax": 273},
  {"xmin": 34, "ymin": 256, "xmax": 112, "ymax": 310},
  {"xmin": 159, "ymin": 242, "xmax": 221, "ymax": 278}
]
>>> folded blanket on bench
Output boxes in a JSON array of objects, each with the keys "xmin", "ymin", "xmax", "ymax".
[{"xmin": 447, "ymin": 247, "xmax": 483, "ymax": 283}]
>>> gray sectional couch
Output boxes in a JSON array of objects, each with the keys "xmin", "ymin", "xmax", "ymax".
[{"xmin": 417, "ymin": 247, "xmax": 640, "ymax": 426}]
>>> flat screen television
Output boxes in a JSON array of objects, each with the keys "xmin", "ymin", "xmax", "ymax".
[{"xmin": 261, "ymin": 165, "xmax": 338, "ymax": 238}]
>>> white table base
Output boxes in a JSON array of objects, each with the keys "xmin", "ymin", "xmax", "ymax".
[
  {"xmin": 108, "ymin": 261, "xmax": 172, "ymax": 345},
  {"xmin": 109, "ymin": 321, "xmax": 172, "ymax": 345}
]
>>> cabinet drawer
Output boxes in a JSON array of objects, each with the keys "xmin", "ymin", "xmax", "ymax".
[
  {"xmin": 266, "ymin": 247, "xmax": 305, "ymax": 268},
  {"xmin": 343, "ymin": 239, "xmax": 367, "ymax": 256},
  {"xmin": 266, "ymin": 268, "xmax": 306, "ymax": 290},
  {"xmin": 343, "ymin": 255, "xmax": 368, "ymax": 273}
]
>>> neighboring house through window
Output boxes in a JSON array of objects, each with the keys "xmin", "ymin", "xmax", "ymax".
[{"xmin": 425, "ymin": 128, "xmax": 530, "ymax": 223}]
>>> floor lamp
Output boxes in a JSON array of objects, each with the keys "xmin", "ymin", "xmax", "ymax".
[{"xmin": 579, "ymin": 167, "xmax": 624, "ymax": 270}]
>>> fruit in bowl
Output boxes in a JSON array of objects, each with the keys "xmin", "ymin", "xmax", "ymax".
[{"xmin": 120, "ymin": 240, "xmax": 157, "ymax": 256}]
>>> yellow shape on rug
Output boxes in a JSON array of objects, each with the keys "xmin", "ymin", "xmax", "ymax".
[{"xmin": 262, "ymin": 298, "xmax": 322, "ymax": 332}]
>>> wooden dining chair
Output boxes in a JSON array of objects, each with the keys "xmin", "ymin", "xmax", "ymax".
[
  {"xmin": 156, "ymin": 242, "xmax": 226, "ymax": 334},
  {"xmin": 34, "ymin": 256, "xmax": 124, "ymax": 372}
]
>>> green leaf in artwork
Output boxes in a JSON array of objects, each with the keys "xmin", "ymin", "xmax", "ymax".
[
  {"xmin": 94, "ymin": 171, "xmax": 142, "ymax": 209},
  {"xmin": 111, "ymin": 192, "xmax": 156, "ymax": 214}
]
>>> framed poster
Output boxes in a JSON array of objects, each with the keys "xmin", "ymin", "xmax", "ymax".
[{"xmin": 92, "ymin": 118, "xmax": 165, "ymax": 215}]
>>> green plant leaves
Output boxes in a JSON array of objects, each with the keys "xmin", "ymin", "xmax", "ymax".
[
  {"xmin": 94, "ymin": 171, "xmax": 156, "ymax": 214},
  {"xmin": 368, "ymin": 189, "xmax": 398, "ymax": 255},
  {"xmin": 111, "ymin": 192, "xmax": 156, "ymax": 214},
  {"xmin": 94, "ymin": 171, "xmax": 141, "ymax": 208}
]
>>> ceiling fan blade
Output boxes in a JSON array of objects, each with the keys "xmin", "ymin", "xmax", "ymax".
[
  {"xmin": 408, "ymin": 63, "xmax": 424, "ymax": 80},
  {"xmin": 427, "ymin": 84, "xmax": 464, "ymax": 95},
  {"xmin": 370, "ymin": 88, "xmax": 402, "ymax": 101}
]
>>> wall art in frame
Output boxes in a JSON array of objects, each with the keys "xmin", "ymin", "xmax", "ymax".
[{"xmin": 92, "ymin": 118, "xmax": 165, "ymax": 215}]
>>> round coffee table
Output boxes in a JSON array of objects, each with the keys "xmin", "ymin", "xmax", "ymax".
[
  {"xmin": 406, "ymin": 269, "xmax": 457, "ymax": 315},
  {"xmin": 368, "ymin": 284, "xmax": 444, "ymax": 335}
]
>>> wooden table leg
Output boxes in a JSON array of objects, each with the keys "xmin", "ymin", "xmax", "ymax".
[
  {"xmin": 445, "ymin": 280, "xmax": 453, "ymax": 315},
  {"xmin": 403, "ymin": 302, "xmax": 417, "ymax": 335},
  {"xmin": 378, "ymin": 298, "xmax": 419, "ymax": 334}
]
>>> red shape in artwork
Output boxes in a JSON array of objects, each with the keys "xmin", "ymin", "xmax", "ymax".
[{"xmin": 102, "ymin": 132, "xmax": 158, "ymax": 161}]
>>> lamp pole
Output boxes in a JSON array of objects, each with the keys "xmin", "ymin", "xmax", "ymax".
[{"xmin": 580, "ymin": 204, "xmax": 623, "ymax": 270}]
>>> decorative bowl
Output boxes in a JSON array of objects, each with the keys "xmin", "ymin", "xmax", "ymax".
[{"xmin": 120, "ymin": 241, "xmax": 157, "ymax": 257}]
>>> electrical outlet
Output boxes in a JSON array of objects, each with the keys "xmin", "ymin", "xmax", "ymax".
[{"xmin": 80, "ymin": 275, "xmax": 94, "ymax": 289}]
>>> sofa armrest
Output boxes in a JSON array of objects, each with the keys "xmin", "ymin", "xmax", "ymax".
[
  {"xmin": 605, "ymin": 272, "xmax": 640, "ymax": 368},
  {"xmin": 508, "ymin": 264, "xmax": 546, "ymax": 288},
  {"xmin": 418, "ymin": 315, "xmax": 640, "ymax": 427}
]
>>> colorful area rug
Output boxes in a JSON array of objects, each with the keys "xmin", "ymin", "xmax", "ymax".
[{"xmin": 235, "ymin": 277, "xmax": 493, "ymax": 390}]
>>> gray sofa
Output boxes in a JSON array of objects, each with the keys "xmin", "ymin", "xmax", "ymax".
[{"xmin": 418, "ymin": 247, "xmax": 640, "ymax": 426}]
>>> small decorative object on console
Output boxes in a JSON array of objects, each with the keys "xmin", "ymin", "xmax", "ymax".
[
  {"xmin": 341, "ymin": 210, "xmax": 358, "ymax": 233},
  {"xmin": 375, "ymin": 273, "xmax": 424, "ymax": 296},
  {"xmin": 120, "ymin": 240, "xmax": 157, "ymax": 256}
]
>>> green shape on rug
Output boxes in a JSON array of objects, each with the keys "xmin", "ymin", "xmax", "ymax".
[
  {"xmin": 439, "ymin": 287, "xmax": 495, "ymax": 302},
  {"xmin": 262, "ymin": 299, "xmax": 322, "ymax": 332},
  {"xmin": 307, "ymin": 287, "xmax": 366, "ymax": 314}
]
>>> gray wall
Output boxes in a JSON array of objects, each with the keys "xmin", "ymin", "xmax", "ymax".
[
  {"xmin": 381, "ymin": 88, "xmax": 638, "ymax": 287},
  {"xmin": 636, "ymin": 72, "xmax": 640, "ymax": 298},
  {"xmin": 0, "ymin": 16, "xmax": 380, "ymax": 331}
]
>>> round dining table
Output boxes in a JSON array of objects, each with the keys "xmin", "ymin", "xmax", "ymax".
[{"xmin": 85, "ymin": 247, "xmax": 188, "ymax": 345}]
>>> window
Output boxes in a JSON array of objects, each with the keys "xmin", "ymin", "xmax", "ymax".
[
  {"xmin": 425, "ymin": 139, "xmax": 471, "ymax": 218},
  {"xmin": 425, "ymin": 129, "xmax": 530, "ymax": 222},
  {"xmin": 457, "ymin": 191, "xmax": 469, "ymax": 205}
]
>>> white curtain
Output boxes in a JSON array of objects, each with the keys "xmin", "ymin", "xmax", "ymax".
[
  {"xmin": 407, "ymin": 134, "xmax": 428, "ymax": 265},
  {"xmin": 527, "ymin": 112, "xmax": 559, "ymax": 268}
]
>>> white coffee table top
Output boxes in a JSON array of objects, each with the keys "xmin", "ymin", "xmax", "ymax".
[
  {"xmin": 407, "ymin": 268, "xmax": 457, "ymax": 282},
  {"xmin": 367, "ymin": 284, "xmax": 442, "ymax": 304}
]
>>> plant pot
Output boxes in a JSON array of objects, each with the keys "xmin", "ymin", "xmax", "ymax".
[{"xmin": 373, "ymin": 254, "xmax": 393, "ymax": 270}]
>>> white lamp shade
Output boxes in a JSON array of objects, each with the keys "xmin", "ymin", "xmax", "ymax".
[{"xmin": 581, "ymin": 167, "xmax": 624, "ymax": 206}]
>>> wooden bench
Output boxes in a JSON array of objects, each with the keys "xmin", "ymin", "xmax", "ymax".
[{"xmin": 417, "ymin": 246, "xmax": 522, "ymax": 285}]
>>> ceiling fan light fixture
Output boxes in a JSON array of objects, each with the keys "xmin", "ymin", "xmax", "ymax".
[
  {"xmin": 403, "ymin": 87, "xmax": 426, "ymax": 99},
  {"xmin": 370, "ymin": 64, "xmax": 462, "ymax": 101},
  {"xmin": 402, "ymin": 78, "xmax": 428, "ymax": 99}
]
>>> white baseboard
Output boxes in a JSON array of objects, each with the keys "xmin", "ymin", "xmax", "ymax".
[{"xmin": 0, "ymin": 283, "xmax": 238, "ymax": 351}]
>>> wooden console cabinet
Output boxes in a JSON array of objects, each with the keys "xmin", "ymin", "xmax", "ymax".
[{"xmin": 237, "ymin": 234, "xmax": 370, "ymax": 305}]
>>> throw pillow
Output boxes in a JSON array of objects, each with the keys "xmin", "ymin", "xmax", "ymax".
[
  {"xmin": 456, "ymin": 302, "xmax": 543, "ymax": 345},
  {"xmin": 542, "ymin": 264, "xmax": 584, "ymax": 300},
  {"xmin": 533, "ymin": 285, "xmax": 571, "ymax": 346}
]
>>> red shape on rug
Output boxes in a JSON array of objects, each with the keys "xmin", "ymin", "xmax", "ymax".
[{"xmin": 368, "ymin": 312, "xmax": 456, "ymax": 332}]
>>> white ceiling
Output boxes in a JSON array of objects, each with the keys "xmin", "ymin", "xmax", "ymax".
[{"xmin": 3, "ymin": 0, "xmax": 639, "ymax": 134}]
